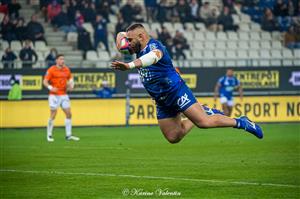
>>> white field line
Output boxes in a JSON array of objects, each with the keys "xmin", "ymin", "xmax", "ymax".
[{"xmin": 0, "ymin": 169, "xmax": 299, "ymax": 188}]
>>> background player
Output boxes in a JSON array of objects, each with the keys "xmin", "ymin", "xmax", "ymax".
[
  {"xmin": 111, "ymin": 24, "xmax": 263, "ymax": 144},
  {"xmin": 214, "ymin": 69, "xmax": 243, "ymax": 117},
  {"xmin": 43, "ymin": 54, "xmax": 80, "ymax": 142}
]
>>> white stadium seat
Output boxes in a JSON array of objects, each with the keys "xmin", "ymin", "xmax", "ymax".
[
  {"xmin": 227, "ymin": 31, "xmax": 238, "ymax": 40},
  {"xmin": 239, "ymin": 32, "xmax": 249, "ymax": 40},
  {"xmin": 227, "ymin": 41, "xmax": 238, "ymax": 50},
  {"xmin": 249, "ymin": 41, "xmax": 260, "ymax": 49},
  {"xmin": 87, "ymin": 51, "xmax": 99, "ymax": 61},
  {"xmin": 216, "ymin": 32, "xmax": 227, "ymax": 40},
  {"xmin": 261, "ymin": 32, "xmax": 271, "ymax": 40},
  {"xmin": 11, "ymin": 41, "xmax": 22, "ymax": 51},
  {"xmin": 261, "ymin": 41, "xmax": 271, "ymax": 49},
  {"xmin": 216, "ymin": 41, "xmax": 226, "ymax": 49},
  {"xmin": 98, "ymin": 51, "xmax": 110, "ymax": 61},
  {"xmin": 204, "ymin": 41, "xmax": 215, "ymax": 49},
  {"xmin": 238, "ymin": 41, "xmax": 249, "ymax": 49},
  {"xmin": 205, "ymin": 32, "xmax": 216, "ymax": 41},
  {"xmin": 270, "ymin": 49, "xmax": 282, "ymax": 66}
]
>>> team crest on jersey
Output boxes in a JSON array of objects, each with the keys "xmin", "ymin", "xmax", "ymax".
[
  {"xmin": 149, "ymin": 43, "xmax": 157, "ymax": 50},
  {"xmin": 177, "ymin": 93, "xmax": 191, "ymax": 109}
]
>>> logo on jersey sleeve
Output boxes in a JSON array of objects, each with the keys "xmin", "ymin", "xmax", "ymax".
[
  {"xmin": 177, "ymin": 93, "xmax": 191, "ymax": 109},
  {"xmin": 149, "ymin": 43, "xmax": 158, "ymax": 50}
]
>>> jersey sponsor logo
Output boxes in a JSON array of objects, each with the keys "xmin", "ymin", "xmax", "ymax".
[
  {"xmin": 177, "ymin": 93, "xmax": 191, "ymax": 109},
  {"xmin": 149, "ymin": 43, "xmax": 157, "ymax": 50}
]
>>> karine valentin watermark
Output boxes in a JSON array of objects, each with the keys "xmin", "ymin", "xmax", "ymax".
[{"xmin": 122, "ymin": 188, "xmax": 181, "ymax": 197}]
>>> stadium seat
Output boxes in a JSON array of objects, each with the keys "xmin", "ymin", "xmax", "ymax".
[
  {"xmin": 163, "ymin": 22, "xmax": 174, "ymax": 32},
  {"xmin": 272, "ymin": 41, "xmax": 283, "ymax": 49},
  {"xmin": 1, "ymin": 40, "xmax": 9, "ymax": 50},
  {"xmin": 192, "ymin": 50, "xmax": 202, "ymax": 58},
  {"xmin": 248, "ymin": 50, "xmax": 260, "ymax": 66},
  {"xmin": 259, "ymin": 49, "xmax": 271, "ymax": 66},
  {"xmin": 108, "ymin": 14, "xmax": 118, "ymax": 23},
  {"xmin": 195, "ymin": 23, "xmax": 206, "ymax": 31},
  {"xmin": 174, "ymin": 23, "xmax": 183, "ymax": 31},
  {"xmin": 150, "ymin": 22, "xmax": 161, "ymax": 31},
  {"xmin": 261, "ymin": 41, "xmax": 271, "ymax": 49},
  {"xmin": 216, "ymin": 32, "xmax": 227, "ymax": 40},
  {"xmin": 192, "ymin": 41, "xmax": 204, "ymax": 49},
  {"xmin": 11, "ymin": 41, "xmax": 23, "ymax": 51},
  {"xmin": 227, "ymin": 41, "xmax": 238, "ymax": 50},
  {"xmin": 232, "ymin": 14, "xmax": 240, "ymax": 25},
  {"xmin": 271, "ymin": 31, "xmax": 282, "ymax": 40},
  {"xmin": 98, "ymin": 51, "xmax": 110, "ymax": 61},
  {"xmin": 141, "ymin": 23, "xmax": 150, "ymax": 32},
  {"xmin": 204, "ymin": 41, "xmax": 215, "ymax": 49},
  {"xmin": 227, "ymin": 31, "xmax": 238, "ymax": 40},
  {"xmin": 82, "ymin": 23, "xmax": 94, "ymax": 39},
  {"xmin": 238, "ymin": 41, "xmax": 249, "ymax": 49},
  {"xmin": 249, "ymin": 41, "xmax": 260, "ymax": 49},
  {"xmin": 250, "ymin": 23, "xmax": 261, "ymax": 32},
  {"xmin": 184, "ymin": 22, "xmax": 195, "ymax": 31},
  {"xmin": 96, "ymin": 61, "xmax": 109, "ymax": 68},
  {"xmin": 34, "ymin": 41, "xmax": 48, "ymax": 52},
  {"xmin": 216, "ymin": 41, "xmax": 226, "ymax": 49},
  {"xmin": 183, "ymin": 50, "xmax": 191, "ymax": 59},
  {"xmin": 239, "ymin": 32, "xmax": 250, "ymax": 40},
  {"xmin": 225, "ymin": 50, "xmax": 237, "ymax": 67},
  {"xmin": 249, "ymin": 32, "xmax": 261, "ymax": 40},
  {"xmin": 261, "ymin": 32, "xmax": 271, "ymax": 40},
  {"xmin": 190, "ymin": 60, "xmax": 201, "ymax": 67},
  {"xmin": 239, "ymin": 23, "xmax": 250, "ymax": 31},
  {"xmin": 67, "ymin": 32, "xmax": 78, "ymax": 43},
  {"xmin": 87, "ymin": 50, "xmax": 99, "ymax": 61},
  {"xmin": 194, "ymin": 32, "xmax": 205, "ymax": 41},
  {"xmin": 184, "ymin": 32, "xmax": 194, "ymax": 41},
  {"xmin": 240, "ymin": 14, "xmax": 251, "ymax": 23},
  {"xmin": 293, "ymin": 49, "xmax": 300, "ymax": 58},
  {"xmin": 202, "ymin": 50, "xmax": 214, "ymax": 67},
  {"xmin": 293, "ymin": 49, "xmax": 300, "ymax": 66},
  {"xmin": 205, "ymin": 32, "xmax": 216, "ymax": 41},
  {"xmin": 282, "ymin": 49, "xmax": 294, "ymax": 66},
  {"xmin": 270, "ymin": 49, "xmax": 282, "ymax": 66}
]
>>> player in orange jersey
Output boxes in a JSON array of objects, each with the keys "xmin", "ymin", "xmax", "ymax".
[{"xmin": 43, "ymin": 54, "xmax": 79, "ymax": 142}]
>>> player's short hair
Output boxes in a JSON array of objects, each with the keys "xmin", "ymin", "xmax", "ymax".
[
  {"xmin": 56, "ymin": 54, "xmax": 64, "ymax": 59},
  {"xmin": 126, "ymin": 23, "xmax": 144, "ymax": 32}
]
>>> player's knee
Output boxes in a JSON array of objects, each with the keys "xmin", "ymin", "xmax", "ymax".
[
  {"xmin": 165, "ymin": 131, "xmax": 182, "ymax": 144},
  {"xmin": 66, "ymin": 113, "xmax": 72, "ymax": 118},
  {"xmin": 166, "ymin": 136, "xmax": 181, "ymax": 144}
]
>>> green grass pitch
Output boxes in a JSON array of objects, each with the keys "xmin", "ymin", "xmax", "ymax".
[{"xmin": 1, "ymin": 124, "xmax": 299, "ymax": 199}]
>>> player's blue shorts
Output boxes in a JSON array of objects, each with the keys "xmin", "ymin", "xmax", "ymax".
[{"xmin": 155, "ymin": 82, "xmax": 197, "ymax": 119}]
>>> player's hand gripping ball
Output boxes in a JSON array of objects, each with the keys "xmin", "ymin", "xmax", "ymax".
[{"xmin": 116, "ymin": 32, "xmax": 130, "ymax": 54}]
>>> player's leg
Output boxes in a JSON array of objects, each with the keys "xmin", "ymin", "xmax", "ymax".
[
  {"xmin": 220, "ymin": 96, "xmax": 230, "ymax": 116},
  {"xmin": 227, "ymin": 99, "xmax": 234, "ymax": 117},
  {"xmin": 47, "ymin": 95, "xmax": 59, "ymax": 142},
  {"xmin": 61, "ymin": 95, "xmax": 79, "ymax": 141},
  {"xmin": 158, "ymin": 114, "xmax": 194, "ymax": 144},
  {"xmin": 183, "ymin": 103, "xmax": 263, "ymax": 139}
]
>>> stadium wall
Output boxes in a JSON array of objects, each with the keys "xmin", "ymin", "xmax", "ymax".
[{"xmin": 1, "ymin": 96, "xmax": 299, "ymax": 128}]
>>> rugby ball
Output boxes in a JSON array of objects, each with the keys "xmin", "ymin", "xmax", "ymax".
[{"xmin": 116, "ymin": 32, "xmax": 130, "ymax": 54}]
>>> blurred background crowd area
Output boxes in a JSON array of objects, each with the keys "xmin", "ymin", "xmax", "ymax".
[{"xmin": 0, "ymin": 0, "xmax": 299, "ymax": 69}]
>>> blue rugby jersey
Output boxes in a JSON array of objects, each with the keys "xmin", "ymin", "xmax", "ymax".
[
  {"xmin": 218, "ymin": 75, "xmax": 240, "ymax": 98},
  {"xmin": 136, "ymin": 38, "xmax": 182, "ymax": 100}
]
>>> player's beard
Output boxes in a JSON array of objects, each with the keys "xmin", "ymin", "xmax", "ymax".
[{"xmin": 130, "ymin": 41, "xmax": 141, "ymax": 54}]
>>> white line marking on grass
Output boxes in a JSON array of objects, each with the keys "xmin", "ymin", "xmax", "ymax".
[{"xmin": 1, "ymin": 169, "xmax": 299, "ymax": 188}]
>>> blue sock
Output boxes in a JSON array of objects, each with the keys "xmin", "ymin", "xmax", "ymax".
[{"xmin": 234, "ymin": 118, "xmax": 245, "ymax": 129}]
